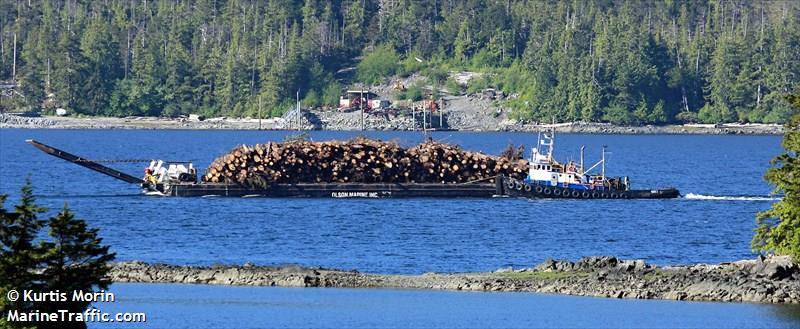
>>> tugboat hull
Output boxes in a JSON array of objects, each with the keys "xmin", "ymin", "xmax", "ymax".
[{"xmin": 501, "ymin": 177, "xmax": 679, "ymax": 199}]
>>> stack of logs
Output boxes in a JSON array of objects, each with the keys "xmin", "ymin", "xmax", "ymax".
[{"xmin": 203, "ymin": 138, "xmax": 529, "ymax": 186}]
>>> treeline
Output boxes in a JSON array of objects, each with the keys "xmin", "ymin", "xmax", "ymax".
[{"xmin": 0, "ymin": 0, "xmax": 798, "ymax": 124}]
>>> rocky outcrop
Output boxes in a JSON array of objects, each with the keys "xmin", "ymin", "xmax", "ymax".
[
  {"xmin": 108, "ymin": 256, "xmax": 799, "ymax": 304},
  {"xmin": 0, "ymin": 113, "xmax": 55, "ymax": 127}
]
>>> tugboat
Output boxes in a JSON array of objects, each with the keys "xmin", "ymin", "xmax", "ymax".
[{"xmin": 502, "ymin": 131, "xmax": 679, "ymax": 199}]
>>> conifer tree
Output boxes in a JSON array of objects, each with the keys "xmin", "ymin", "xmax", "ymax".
[
  {"xmin": 0, "ymin": 180, "xmax": 47, "ymax": 328},
  {"xmin": 754, "ymin": 90, "xmax": 800, "ymax": 260},
  {"xmin": 37, "ymin": 205, "xmax": 116, "ymax": 328},
  {"xmin": 0, "ymin": 182, "xmax": 115, "ymax": 329}
]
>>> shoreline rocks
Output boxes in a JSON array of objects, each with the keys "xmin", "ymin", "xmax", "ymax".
[
  {"xmin": 108, "ymin": 256, "xmax": 799, "ymax": 304},
  {"xmin": 0, "ymin": 113, "xmax": 783, "ymax": 135}
]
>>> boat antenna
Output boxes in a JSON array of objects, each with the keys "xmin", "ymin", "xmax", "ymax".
[
  {"xmin": 548, "ymin": 127, "xmax": 554, "ymax": 162},
  {"xmin": 601, "ymin": 145, "xmax": 607, "ymax": 181}
]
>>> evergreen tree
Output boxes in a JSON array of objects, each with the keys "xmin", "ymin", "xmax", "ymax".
[
  {"xmin": 79, "ymin": 16, "xmax": 122, "ymax": 115},
  {"xmin": 0, "ymin": 180, "xmax": 47, "ymax": 328},
  {"xmin": 51, "ymin": 30, "xmax": 87, "ymax": 111},
  {"xmin": 753, "ymin": 89, "xmax": 800, "ymax": 260},
  {"xmin": 0, "ymin": 182, "xmax": 115, "ymax": 329},
  {"xmin": 37, "ymin": 205, "xmax": 116, "ymax": 328},
  {"xmin": 18, "ymin": 28, "xmax": 46, "ymax": 110}
]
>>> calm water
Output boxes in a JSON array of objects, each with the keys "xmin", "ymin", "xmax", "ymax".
[
  {"xmin": 0, "ymin": 129, "xmax": 782, "ymax": 273},
  {"xmin": 0, "ymin": 129, "xmax": 793, "ymax": 328},
  {"xmin": 93, "ymin": 284, "xmax": 800, "ymax": 329}
]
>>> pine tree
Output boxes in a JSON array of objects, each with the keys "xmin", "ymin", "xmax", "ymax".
[
  {"xmin": 19, "ymin": 28, "xmax": 46, "ymax": 110},
  {"xmin": 37, "ymin": 205, "xmax": 116, "ymax": 327},
  {"xmin": 0, "ymin": 182, "xmax": 116, "ymax": 329},
  {"xmin": 79, "ymin": 17, "xmax": 122, "ymax": 115},
  {"xmin": 453, "ymin": 20, "xmax": 470, "ymax": 64},
  {"xmin": 753, "ymin": 89, "xmax": 800, "ymax": 260},
  {"xmin": 51, "ymin": 30, "xmax": 86, "ymax": 112},
  {"xmin": 0, "ymin": 180, "xmax": 47, "ymax": 328}
]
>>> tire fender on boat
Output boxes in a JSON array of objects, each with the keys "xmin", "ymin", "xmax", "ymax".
[
  {"xmin": 591, "ymin": 192, "xmax": 599, "ymax": 198},
  {"xmin": 535, "ymin": 186, "xmax": 543, "ymax": 193},
  {"xmin": 611, "ymin": 193, "xmax": 619, "ymax": 199},
  {"xmin": 553, "ymin": 189, "xmax": 562, "ymax": 196},
  {"xmin": 582, "ymin": 191, "xmax": 590, "ymax": 198},
  {"xmin": 515, "ymin": 181, "xmax": 524, "ymax": 190},
  {"xmin": 507, "ymin": 180, "xmax": 515, "ymax": 190},
  {"xmin": 524, "ymin": 184, "xmax": 532, "ymax": 192},
  {"xmin": 543, "ymin": 188, "xmax": 552, "ymax": 195},
  {"xmin": 571, "ymin": 190, "xmax": 580, "ymax": 198}
]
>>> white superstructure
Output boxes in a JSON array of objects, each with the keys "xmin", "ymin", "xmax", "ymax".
[{"xmin": 525, "ymin": 130, "xmax": 622, "ymax": 191}]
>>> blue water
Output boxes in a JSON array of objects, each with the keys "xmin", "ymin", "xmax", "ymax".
[
  {"xmin": 0, "ymin": 129, "xmax": 782, "ymax": 273},
  {"xmin": 92, "ymin": 284, "xmax": 800, "ymax": 329},
  {"xmin": 1, "ymin": 129, "xmax": 793, "ymax": 328}
]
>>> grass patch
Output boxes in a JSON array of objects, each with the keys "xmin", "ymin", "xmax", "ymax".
[{"xmin": 643, "ymin": 269, "xmax": 674, "ymax": 280}]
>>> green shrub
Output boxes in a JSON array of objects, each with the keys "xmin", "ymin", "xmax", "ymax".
[
  {"xmin": 424, "ymin": 67, "xmax": 448, "ymax": 85},
  {"xmin": 466, "ymin": 76, "xmax": 491, "ymax": 94},
  {"xmin": 400, "ymin": 52, "xmax": 425, "ymax": 77},
  {"xmin": 322, "ymin": 81, "xmax": 342, "ymax": 107},
  {"xmin": 356, "ymin": 44, "xmax": 400, "ymax": 85},
  {"xmin": 271, "ymin": 99, "xmax": 295, "ymax": 117},
  {"xmin": 602, "ymin": 104, "xmax": 635, "ymax": 125},
  {"xmin": 397, "ymin": 84, "xmax": 424, "ymax": 102},
  {"xmin": 675, "ymin": 111, "xmax": 698, "ymax": 123},
  {"xmin": 445, "ymin": 77, "xmax": 462, "ymax": 95},
  {"xmin": 303, "ymin": 89, "xmax": 321, "ymax": 108}
]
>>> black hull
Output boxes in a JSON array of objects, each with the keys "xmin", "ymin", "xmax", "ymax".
[
  {"xmin": 162, "ymin": 182, "xmax": 500, "ymax": 198},
  {"xmin": 500, "ymin": 177, "xmax": 679, "ymax": 199},
  {"xmin": 158, "ymin": 178, "xmax": 679, "ymax": 199}
]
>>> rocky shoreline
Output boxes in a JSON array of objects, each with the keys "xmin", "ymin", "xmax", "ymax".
[
  {"xmin": 109, "ymin": 256, "xmax": 799, "ymax": 304},
  {"xmin": 1, "ymin": 113, "xmax": 783, "ymax": 135}
]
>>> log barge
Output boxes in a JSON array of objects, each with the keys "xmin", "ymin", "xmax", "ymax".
[
  {"xmin": 26, "ymin": 139, "xmax": 498, "ymax": 198},
  {"xmin": 26, "ymin": 138, "xmax": 678, "ymax": 199}
]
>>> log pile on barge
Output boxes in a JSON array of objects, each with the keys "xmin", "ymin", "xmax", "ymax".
[{"xmin": 203, "ymin": 138, "xmax": 529, "ymax": 186}]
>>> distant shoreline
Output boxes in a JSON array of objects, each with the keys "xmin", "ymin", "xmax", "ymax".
[
  {"xmin": 0, "ymin": 113, "xmax": 784, "ymax": 135},
  {"xmin": 109, "ymin": 256, "xmax": 799, "ymax": 304}
]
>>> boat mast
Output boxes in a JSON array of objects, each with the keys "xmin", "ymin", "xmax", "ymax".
[
  {"xmin": 580, "ymin": 145, "xmax": 585, "ymax": 175},
  {"xmin": 601, "ymin": 145, "xmax": 606, "ymax": 181},
  {"xmin": 547, "ymin": 126, "xmax": 555, "ymax": 162}
]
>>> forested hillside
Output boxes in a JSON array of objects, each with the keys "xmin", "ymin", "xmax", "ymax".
[{"xmin": 0, "ymin": 0, "xmax": 798, "ymax": 124}]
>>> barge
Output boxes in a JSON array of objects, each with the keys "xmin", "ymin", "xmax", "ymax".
[
  {"xmin": 27, "ymin": 138, "xmax": 678, "ymax": 199},
  {"xmin": 26, "ymin": 139, "xmax": 497, "ymax": 198}
]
